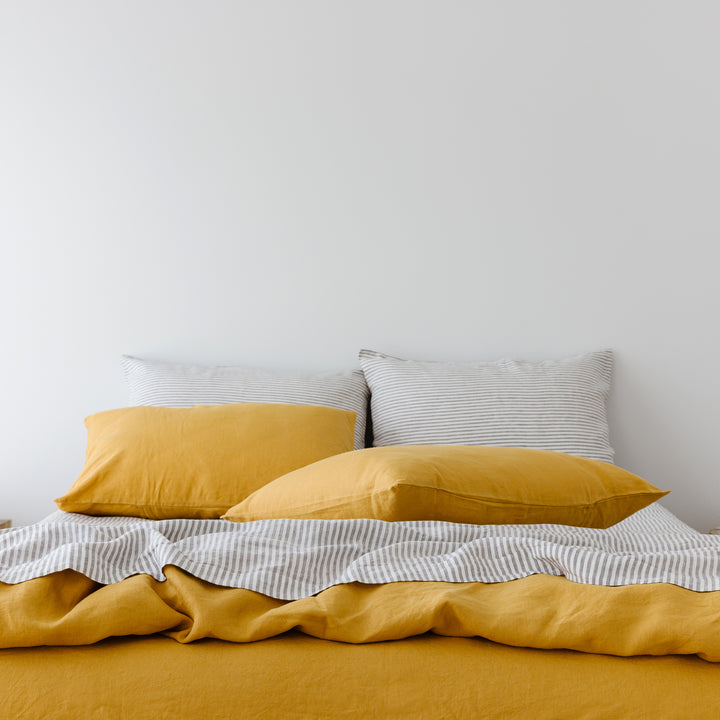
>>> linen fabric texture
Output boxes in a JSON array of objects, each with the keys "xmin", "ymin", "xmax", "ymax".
[
  {"xmin": 359, "ymin": 349, "xmax": 614, "ymax": 463},
  {"xmin": 223, "ymin": 445, "xmax": 665, "ymax": 528},
  {"xmin": 7, "ymin": 503, "xmax": 710, "ymax": 599},
  {"xmin": 122, "ymin": 355, "xmax": 369, "ymax": 450},
  {"xmin": 55, "ymin": 404, "xmax": 356, "ymax": 519}
]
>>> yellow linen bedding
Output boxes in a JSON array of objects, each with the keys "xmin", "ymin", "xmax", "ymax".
[
  {"xmin": 2, "ymin": 566, "xmax": 719, "ymax": 661},
  {"xmin": 3, "ymin": 633, "xmax": 720, "ymax": 719}
]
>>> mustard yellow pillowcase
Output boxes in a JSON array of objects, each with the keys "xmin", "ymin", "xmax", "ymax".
[
  {"xmin": 56, "ymin": 404, "xmax": 356, "ymax": 519},
  {"xmin": 223, "ymin": 445, "xmax": 668, "ymax": 528}
]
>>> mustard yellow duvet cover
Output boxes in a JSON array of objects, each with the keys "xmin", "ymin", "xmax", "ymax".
[{"xmin": 2, "ymin": 566, "xmax": 719, "ymax": 661}]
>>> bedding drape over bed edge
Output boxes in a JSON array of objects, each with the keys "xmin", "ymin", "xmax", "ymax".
[{"xmin": 2, "ymin": 566, "xmax": 720, "ymax": 661}]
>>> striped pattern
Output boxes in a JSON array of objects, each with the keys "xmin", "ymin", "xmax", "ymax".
[
  {"xmin": 122, "ymin": 355, "xmax": 369, "ymax": 450},
  {"xmin": 359, "ymin": 349, "xmax": 614, "ymax": 463},
  {"xmin": 2, "ymin": 504, "xmax": 719, "ymax": 600}
]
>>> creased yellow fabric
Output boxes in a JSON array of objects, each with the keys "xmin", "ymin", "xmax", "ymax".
[
  {"xmin": 2, "ymin": 568, "xmax": 719, "ymax": 662},
  {"xmin": 223, "ymin": 445, "xmax": 667, "ymax": 527}
]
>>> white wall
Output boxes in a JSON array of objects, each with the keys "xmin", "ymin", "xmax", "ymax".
[{"xmin": 1, "ymin": 1, "xmax": 718, "ymax": 529}]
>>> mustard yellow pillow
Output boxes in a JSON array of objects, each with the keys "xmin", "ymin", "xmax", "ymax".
[
  {"xmin": 222, "ymin": 445, "xmax": 668, "ymax": 528},
  {"xmin": 56, "ymin": 404, "xmax": 356, "ymax": 519}
]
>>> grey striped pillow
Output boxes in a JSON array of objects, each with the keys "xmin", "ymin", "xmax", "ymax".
[
  {"xmin": 122, "ymin": 356, "xmax": 369, "ymax": 450},
  {"xmin": 359, "ymin": 349, "xmax": 614, "ymax": 463}
]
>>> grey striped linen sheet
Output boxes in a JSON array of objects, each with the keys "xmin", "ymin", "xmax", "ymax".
[
  {"xmin": 1, "ymin": 504, "xmax": 718, "ymax": 600},
  {"xmin": 122, "ymin": 355, "xmax": 369, "ymax": 450},
  {"xmin": 359, "ymin": 349, "xmax": 614, "ymax": 463}
]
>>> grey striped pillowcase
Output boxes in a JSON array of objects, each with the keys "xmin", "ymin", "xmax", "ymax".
[
  {"xmin": 122, "ymin": 356, "xmax": 369, "ymax": 450},
  {"xmin": 359, "ymin": 349, "xmax": 614, "ymax": 463}
]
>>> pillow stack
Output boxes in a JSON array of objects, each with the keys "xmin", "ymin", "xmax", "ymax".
[
  {"xmin": 122, "ymin": 355, "xmax": 369, "ymax": 450},
  {"xmin": 56, "ymin": 348, "xmax": 667, "ymax": 527}
]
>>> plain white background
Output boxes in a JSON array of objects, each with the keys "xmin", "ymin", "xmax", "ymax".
[{"xmin": 0, "ymin": 2, "xmax": 718, "ymax": 529}]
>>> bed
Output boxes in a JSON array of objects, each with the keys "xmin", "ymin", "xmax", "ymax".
[{"xmin": 2, "ymin": 349, "xmax": 720, "ymax": 719}]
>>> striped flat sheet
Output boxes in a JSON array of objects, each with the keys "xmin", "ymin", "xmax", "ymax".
[{"xmin": 0, "ymin": 504, "xmax": 718, "ymax": 601}]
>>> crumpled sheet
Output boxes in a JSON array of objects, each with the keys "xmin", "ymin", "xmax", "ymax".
[{"xmin": 2, "ymin": 566, "xmax": 719, "ymax": 662}]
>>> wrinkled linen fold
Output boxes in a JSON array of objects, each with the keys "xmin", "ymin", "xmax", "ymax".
[{"xmin": 2, "ymin": 568, "xmax": 720, "ymax": 661}]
